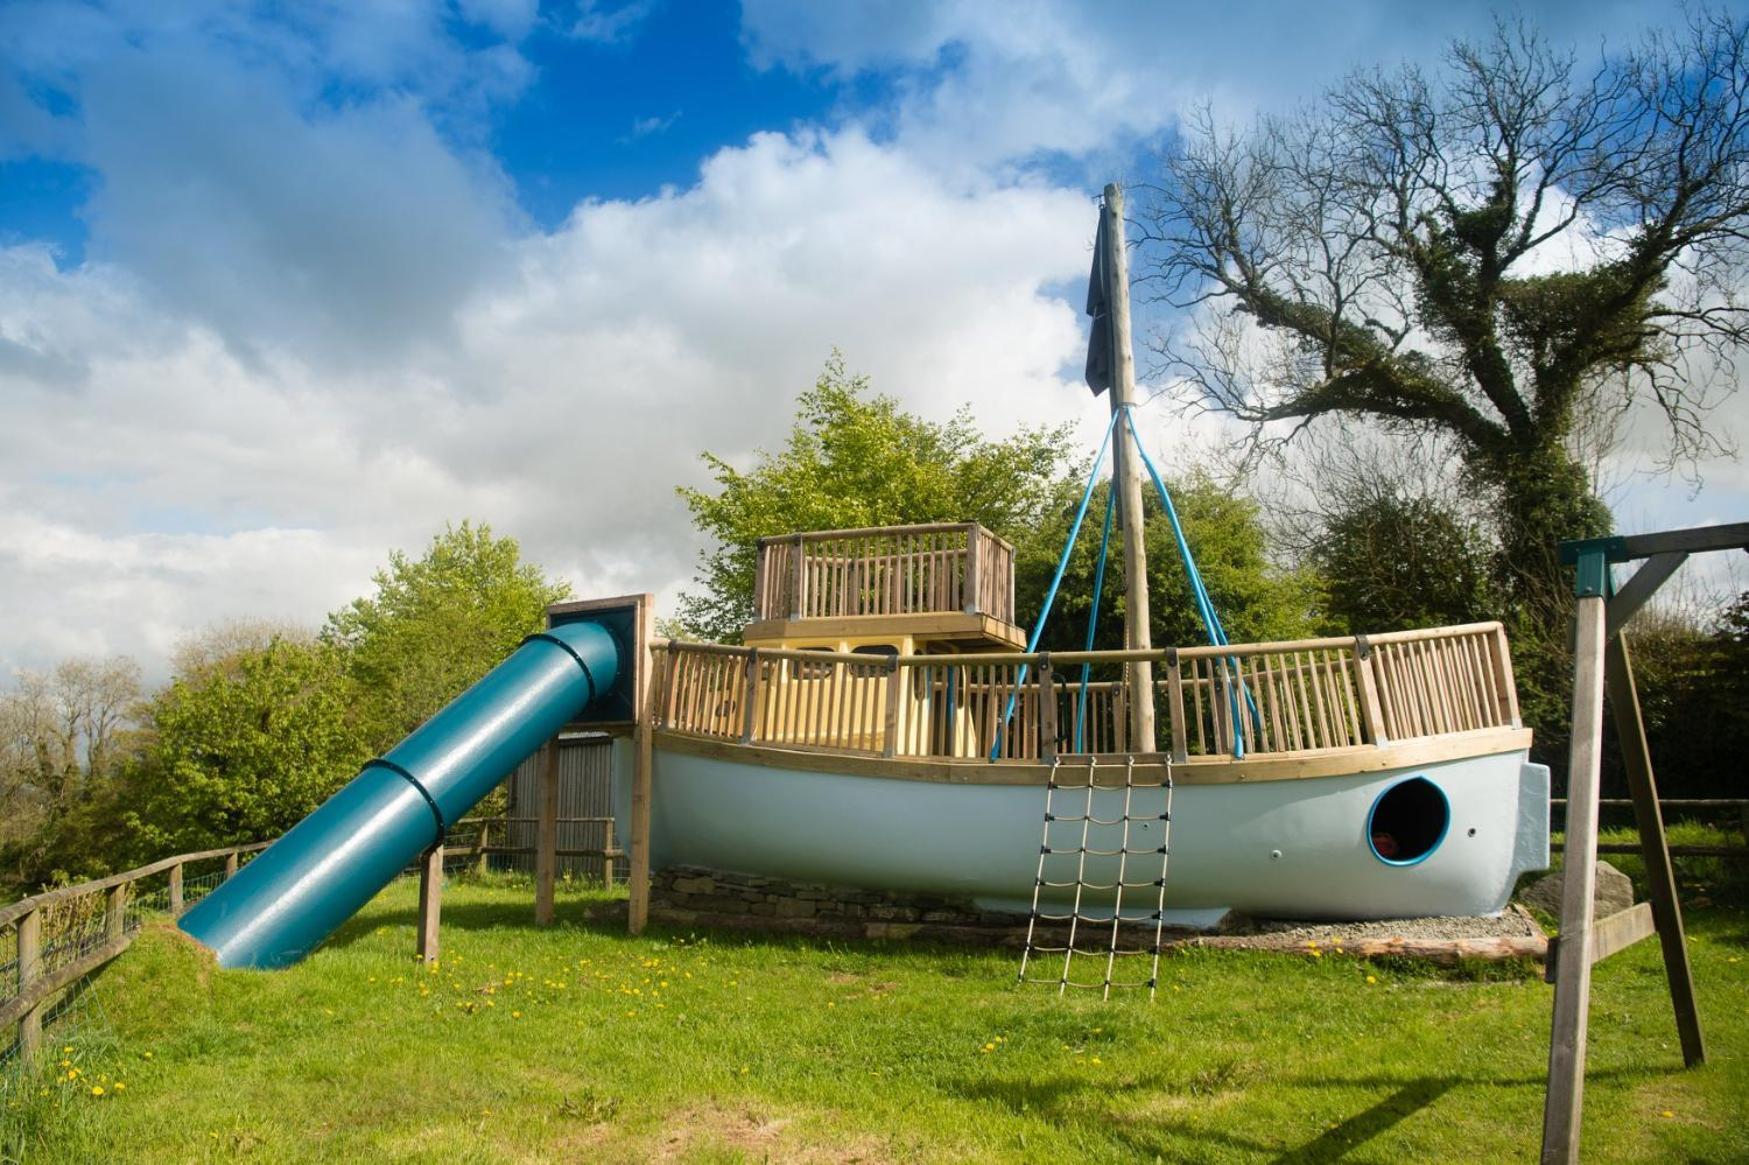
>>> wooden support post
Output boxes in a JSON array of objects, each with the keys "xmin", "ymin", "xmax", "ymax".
[
  {"xmin": 223, "ymin": 851, "xmax": 239, "ymax": 880},
  {"xmin": 1541, "ymin": 594, "xmax": 1607, "ymax": 1165},
  {"xmin": 628, "ymin": 715, "xmax": 654, "ymax": 934},
  {"xmin": 1354, "ymin": 635, "xmax": 1387, "ymax": 744},
  {"xmin": 1037, "ymin": 655, "xmax": 1057, "ymax": 763},
  {"xmin": 15, "ymin": 907, "xmax": 41, "ymax": 1062},
  {"xmin": 790, "ymin": 533, "xmax": 805, "ymax": 620},
  {"xmin": 963, "ymin": 523, "xmax": 982, "ymax": 615},
  {"xmin": 882, "ymin": 657, "xmax": 902, "ymax": 758},
  {"xmin": 534, "ymin": 740, "xmax": 559, "ymax": 926},
  {"xmin": 1606, "ymin": 632, "xmax": 1705, "ymax": 1067},
  {"xmin": 167, "ymin": 861, "xmax": 184, "ymax": 917},
  {"xmin": 740, "ymin": 648, "xmax": 760, "ymax": 743},
  {"xmin": 1101, "ymin": 184, "xmax": 1157, "ymax": 755},
  {"xmin": 106, "ymin": 883, "xmax": 127, "ymax": 942},
  {"xmin": 416, "ymin": 845, "xmax": 443, "ymax": 963},
  {"xmin": 1165, "ymin": 648, "xmax": 1188, "ymax": 764},
  {"xmin": 475, "ymin": 821, "xmax": 491, "ymax": 878}
]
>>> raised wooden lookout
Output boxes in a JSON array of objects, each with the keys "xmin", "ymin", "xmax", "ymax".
[{"xmin": 745, "ymin": 522, "xmax": 1025, "ymax": 653}]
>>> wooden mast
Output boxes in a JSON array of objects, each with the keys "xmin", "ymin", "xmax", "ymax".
[{"xmin": 1101, "ymin": 183, "xmax": 1157, "ymax": 754}]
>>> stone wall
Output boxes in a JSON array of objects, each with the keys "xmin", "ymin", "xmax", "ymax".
[{"xmin": 649, "ymin": 865, "xmax": 1038, "ymax": 944}]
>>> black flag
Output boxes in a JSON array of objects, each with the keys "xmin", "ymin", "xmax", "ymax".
[{"xmin": 1084, "ymin": 208, "xmax": 1112, "ymax": 395}]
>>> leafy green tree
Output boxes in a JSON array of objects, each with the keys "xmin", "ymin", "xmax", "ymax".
[
  {"xmin": 127, "ymin": 630, "xmax": 367, "ymax": 854},
  {"xmin": 675, "ymin": 354, "xmax": 1084, "ymax": 641},
  {"xmin": 1022, "ymin": 476, "xmax": 1322, "ymax": 654},
  {"xmin": 324, "ymin": 521, "xmax": 572, "ymax": 749},
  {"xmin": 1310, "ymin": 492, "xmax": 1496, "ymax": 633}
]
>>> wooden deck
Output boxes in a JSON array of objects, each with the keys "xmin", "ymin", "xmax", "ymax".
[{"xmin": 653, "ymin": 622, "xmax": 1523, "ymax": 766}]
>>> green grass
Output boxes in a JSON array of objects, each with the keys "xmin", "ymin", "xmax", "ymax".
[{"xmin": 5, "ymin": 876, "xmax": 1747, "ymax": 1163}]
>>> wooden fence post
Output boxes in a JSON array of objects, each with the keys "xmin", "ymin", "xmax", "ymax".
[
  {"xmin": 15, "ymin": 907, "xmax": 41, "ymax": 1062},
  {"xmin": 475, "ymin": 821, "xmax": 491, "ymax": 878},
  {"xmin": 106, "ymin": 883, "xmax": 127, "ymax": 942},
  {"xmin": 534, "ymin": 740, "xmax": 559, "ymax": 926},
  {"xmin": 790, "ymin": 533, "xmax": 806, "ymax": 620},
  {"xmin": 416, "ymin": 845, "xmax": 443, "ymax": 963},
  {"xmin": 223, "ymin": 851, "xmax": 239, "ymax": 880},
  {"xmin": 167, "ymin": 862, "xmax": 184, "ymax": 917}
]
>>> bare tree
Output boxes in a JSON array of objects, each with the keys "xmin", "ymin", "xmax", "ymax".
[
  {"xmin": 1137, "ymin": 11, "xmax": 1749, "ymax": 635},
  {"xmin": 0, "ymin": 657, "xmax": 143, "ymax": 838}
]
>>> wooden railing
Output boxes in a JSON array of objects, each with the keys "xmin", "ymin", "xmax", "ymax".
[
  {"xmin": 753, "ymin": 523, "xmax": 1016, "ymax": 625},
  {"xmin": 654, "ymin": 622, "xmax": 1521, "ymax": 762},
  {"xmin": 2, "ymin": 842, "xmax": 269, "ymax": 1063}
]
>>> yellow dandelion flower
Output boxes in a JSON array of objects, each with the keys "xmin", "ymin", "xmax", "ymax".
[
  {"xmin": 1366, "ymin": 975, "xmax": 1378, "ymax": 985},
  {"xmin": 1661, "ymin": 1110, "xmax": 1675, "ymax": 1119},
  {"xmin": 62, "ymin": 1046, "xmax": 73, "ymax": 1054},
  {"xmin": 142, "ymin": 1051, "xmax": 154, "ymax": 1059},
  {"xmin": 113, "ymin": 1082, "xmax": 125, "ymax": 1091},
  {"xmin": 511, "ymin": 1010, "xmax": 522, "ymax": 1019},
  {"xmin": 90, "ymin": 1086, "xmax": 105, "ymax": 1097},
  {"xmin": 1090, "ymin": 1057, "xmax": 1102, "ymax": 1066}
]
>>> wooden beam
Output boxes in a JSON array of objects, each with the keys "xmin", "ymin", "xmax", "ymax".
[
  {"xmin": 1607, "ymin": 632, "xmax": 1705, "ymax": 1067},
  {"xmin": 1541, "ymin": 593, "xmax": 1607, "ymax": 1165},
  {"xmin": 1590, "ymin": 902, "xmax": 1656, "ymax": 967},
  {"xmin": 1606, "ymin": 552, "xmax": 1689, "ymax": 638},
  {"xmin": 533, "ymin": 740, "xmax": 559, "ymax": 926},
  {"xmin": 1543, "ymin": 903, "xmax": 1656, "ymax": 982},
  {"xmin": 167, "ymin": 862, "xmax": 184, "ymax": 917},
  {"xmin": 416, "ymin": 845, "xmax": 443, "ymax": 963},
  {"xmin": 1617, "ymin": 521, "xmax": 1749, "ymax": 560}
]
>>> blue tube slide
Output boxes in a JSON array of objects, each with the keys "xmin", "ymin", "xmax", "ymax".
[{"xmin": 178, "ymin": 620, "xmax": 621, "ymax": 969}]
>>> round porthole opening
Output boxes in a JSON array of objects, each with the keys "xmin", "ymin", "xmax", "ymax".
[{"xmin": 1367, "ymin": 776, "xmax": 1449, "ymax": 866}]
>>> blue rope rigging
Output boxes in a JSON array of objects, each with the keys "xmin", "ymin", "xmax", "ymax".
[
  {"xmin": 993, "ymin": 403, "xmax": 1255, "ymax": 760},
  {"xmin": 1072, "ymin": 484, "xmax": 1115, "ymax": 753},
  {"xmin": 988, "ymin": 409, "xmax": 1120, "ymax": 759}
]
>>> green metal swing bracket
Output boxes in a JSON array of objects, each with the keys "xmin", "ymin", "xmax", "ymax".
[{"xmin": 1556, "ymin": 535, "xmax": 1626, "ymax": 599}]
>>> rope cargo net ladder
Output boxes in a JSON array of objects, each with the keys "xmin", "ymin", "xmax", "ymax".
[{"xmin": 1017, "ymin": 755, "xmax": 1174, "ymax": 1000}]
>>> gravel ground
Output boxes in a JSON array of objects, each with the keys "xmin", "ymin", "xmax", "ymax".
[{"xmin": 1215, "ymin": 904, "xmax": 1544, "ymax": 943}]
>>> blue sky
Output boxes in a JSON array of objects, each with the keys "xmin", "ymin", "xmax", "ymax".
[{"xmin": 0, "ymin": 0, "xmax": 1738, "ymax": 678}]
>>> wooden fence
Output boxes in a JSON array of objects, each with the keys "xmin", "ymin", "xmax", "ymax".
[
  {"xmin": 753, "ymin": 523, "xmax": 1016, "ymax": 625},
  {"xmin": 655, "ymin": 622, "xmax": 1522, "ymax": 762},
  {"xmin": 1, "ymin": 843, "xmax": 268, "ymax": 1063}
]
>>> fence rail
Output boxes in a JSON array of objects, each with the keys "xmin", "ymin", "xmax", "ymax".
[
  {"xmin": 654, "ymin": 622, "xmax": 1522, "ymax": 762},
  {"xmin": 2, "ymin": 842, "xmax": 268, "ymax": 1064},
  {"xmin": 753, "ymin": 522, "xmax": 1016, "ymax": 625}
]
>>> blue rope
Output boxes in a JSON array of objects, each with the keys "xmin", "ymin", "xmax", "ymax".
[
  {"xmin": 990, "ymin": 409, "xmax": 1121, "ymax": 760},
  {"xmin": 1119, "ymin": 407, "xmax": 1260, "ymax": 755},
  {"xmin": 1073, "ymin": 484, "xmax": 1116, "ymax": 753}
]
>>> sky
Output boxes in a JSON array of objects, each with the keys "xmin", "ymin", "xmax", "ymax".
[{"xmin": 0, "ymin": 0, "xmax": 1739, "ymax": 683}]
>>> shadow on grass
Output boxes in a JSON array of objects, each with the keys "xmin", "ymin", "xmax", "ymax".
[{"xmin": 948, "ymin": 1065, "xmax": 1659, "ymax": 1162}]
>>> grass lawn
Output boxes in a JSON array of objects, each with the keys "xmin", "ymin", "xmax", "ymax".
[{"xmin": 4, "ymin": 875, "xmax": 1746, "ymax": 1163}]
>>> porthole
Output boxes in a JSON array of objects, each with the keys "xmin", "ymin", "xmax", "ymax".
[{"xmin": 1366, "ymin": 776, "xmax": 1449, "ymax": 866}]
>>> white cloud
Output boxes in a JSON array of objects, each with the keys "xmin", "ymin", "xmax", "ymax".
[
  {"xmin": 2, "ymin": 0, "xmax": 1740, "ymax": 690},
  {"xmin": 0, "ymin": 123, "xmax": 1107, "ymax": 681}
]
